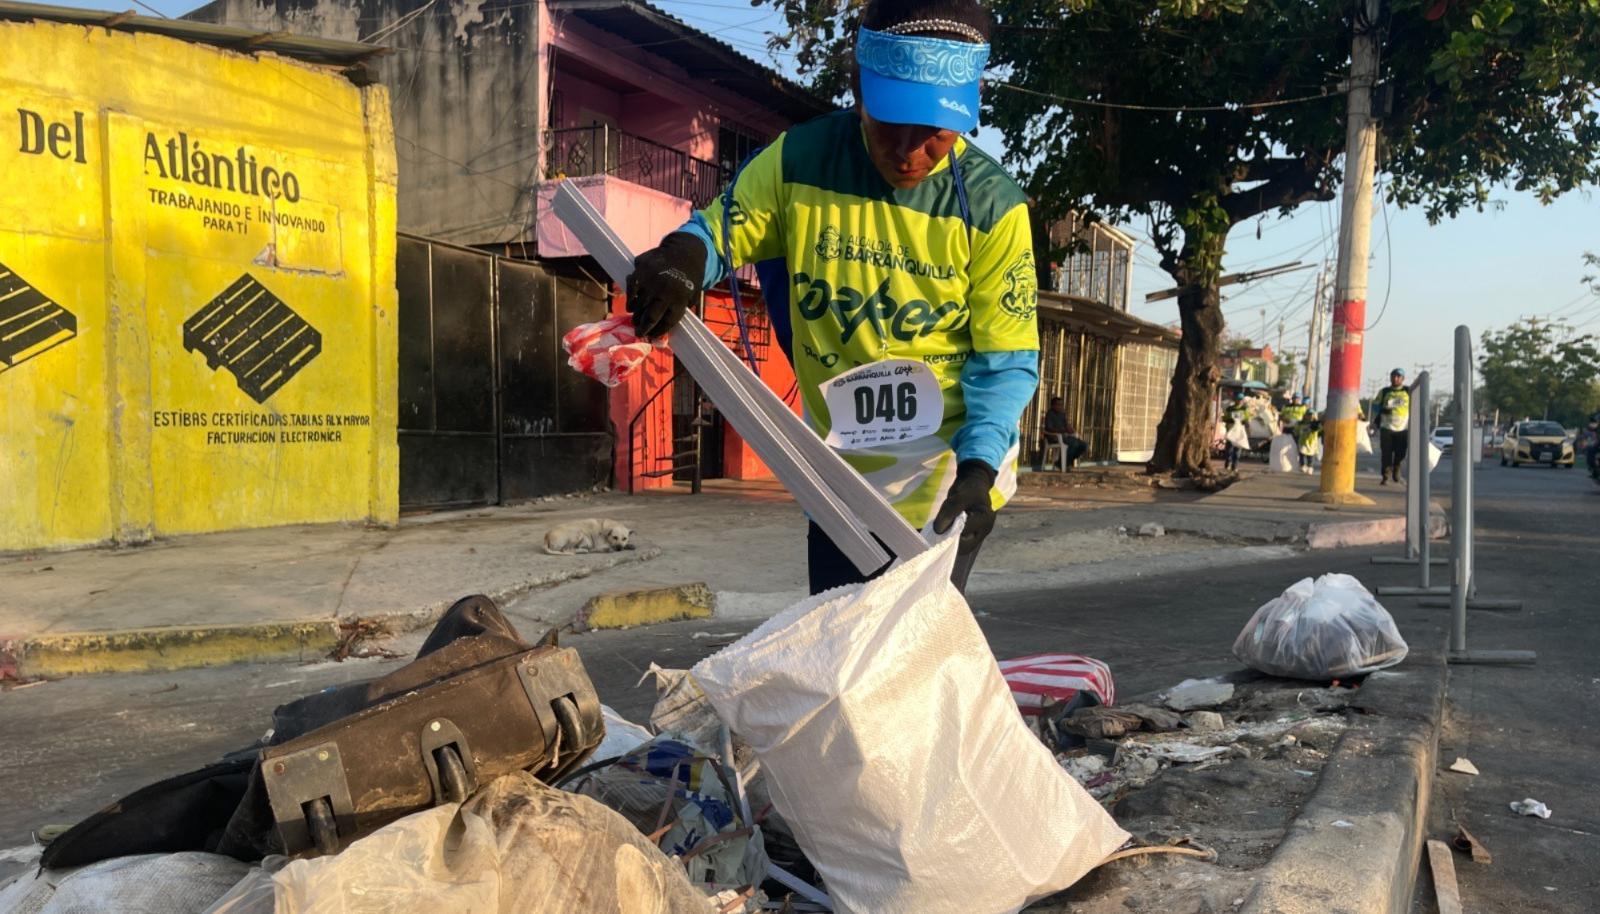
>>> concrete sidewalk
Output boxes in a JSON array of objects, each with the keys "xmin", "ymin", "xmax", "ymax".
[{"xmin": 0, "ymin": 468, "xmax": 1423, "ymax": 678}]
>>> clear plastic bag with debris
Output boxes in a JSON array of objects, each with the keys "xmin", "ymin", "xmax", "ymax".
[{"xmin": 1232, "ymin": 573, "xmax": 1409, "ymax": 680}]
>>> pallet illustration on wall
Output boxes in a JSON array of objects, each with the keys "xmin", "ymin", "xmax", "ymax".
[
  {"xmin": 184, "ymin": 273, "xmax": 322, "ymax": 403},
  {"xmin": 0, "ymin": 260, "xmax": 77, "ymax": 374}
]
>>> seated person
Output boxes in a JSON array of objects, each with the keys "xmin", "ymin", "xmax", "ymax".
[{"xmin": 1036, "ymin": 396, "xmax": 1088, "ymax": 470}]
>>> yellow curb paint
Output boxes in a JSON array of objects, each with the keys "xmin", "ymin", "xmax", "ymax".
[
  {"xmin": 17, "ymin": 620, "xmax": 340, "ymax": 678},
  {"xmin": 580, "ymin": 584, "xmax": 714, "ymax": 630}
]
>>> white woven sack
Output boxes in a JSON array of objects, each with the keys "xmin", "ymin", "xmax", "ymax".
[{"xmin": 692, "ymin": 534, "xmax": 1128, "ymax": 914}]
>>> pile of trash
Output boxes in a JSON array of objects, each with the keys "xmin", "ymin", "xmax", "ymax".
[{"xmin": 2, "ymin": 536, "xmax": 1131, "ymax": 914}]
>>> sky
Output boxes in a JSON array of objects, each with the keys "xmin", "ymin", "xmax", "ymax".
[{"xmin": 59, "ymin": 0, "xmax": 1600, "ymax": 401}]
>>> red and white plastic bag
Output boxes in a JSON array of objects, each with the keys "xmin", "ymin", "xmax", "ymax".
[
  {"xmin": 998, "ymin": 653, "xmax": 1115, "ymax": 717},
  {"xmin": 562, "ymin": 315, "xmax": 666, "ymax": 388}
]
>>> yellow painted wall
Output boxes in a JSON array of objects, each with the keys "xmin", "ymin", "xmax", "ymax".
[{"xmin": 0, "ymin": 20, "xmax": 398, "ymax": 551}]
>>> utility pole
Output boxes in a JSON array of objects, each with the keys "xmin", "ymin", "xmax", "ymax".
[
  {"xmin": 1308, "ymin": 0, "xmax": 1381, "ymax": 505},
  {"xmin": 1305, "ymin": 268, "xmax": 1326, "ymax": 404}
]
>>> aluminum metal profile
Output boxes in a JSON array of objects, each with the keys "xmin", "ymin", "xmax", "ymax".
[
  {"xmin": 677, "ymin": 315, "xmax": 925, "ymax": 557},
  {"xmin": 551, "ymin": 182, "xmax": 919, "ymax": 572}
]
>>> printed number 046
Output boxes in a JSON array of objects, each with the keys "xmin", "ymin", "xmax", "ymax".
[{"xmin": 855, "ymin": 382, "xmax": 917, "ymax": 424}]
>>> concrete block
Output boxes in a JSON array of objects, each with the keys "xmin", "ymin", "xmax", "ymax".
[{"xmin": 578, "ymin": 583, "xmax": 714, "ymax": 631}]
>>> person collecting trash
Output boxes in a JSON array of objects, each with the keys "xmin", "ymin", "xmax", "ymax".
[
  {"xmin": 623, "ymin": 0, "xmax": 1038, "ymax": 595},
  {"xmin": 1279, "ymin": 393, "xmax": 1307, "ymax": 433},
  {"xmin": 1372, "ymin": 368, "xmax": 1410, "ymax": 485},
  {"xmin": 1222, "ymin": 390, "xmax": 1251, "ymax": 471},
  {"xmin": 1294, "ymin": 409, "xmax": 1321, "ymax": 474}
]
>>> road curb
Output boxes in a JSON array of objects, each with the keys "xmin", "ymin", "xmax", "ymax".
[
  {"xmin": 577, "ymin": 582, "xmax": 715, "ymax": 630},
  {"xmin": 1305, "ymin": 507, "xmax": 1447, "ymax": 550},
  {"xmin": 8, "ymin": 546, "xmax": 662, "ymax": 679},
  {"xmin": 11, "ymin": 620, "xmax": 342, "ymax": 678},
  {"xmin": 1241, "ymin": 643, "xmax": 1447, "ymax": 914}
]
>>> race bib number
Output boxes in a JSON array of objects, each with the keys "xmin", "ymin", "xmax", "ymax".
[{"xmin": 819, "ymin": 359, "xmax": 944, "ymax": 449}]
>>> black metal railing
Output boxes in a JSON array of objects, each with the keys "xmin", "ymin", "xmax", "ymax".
[{"xmin": 545, "ymin": 125, "xmax": 724, "ymax": 208}]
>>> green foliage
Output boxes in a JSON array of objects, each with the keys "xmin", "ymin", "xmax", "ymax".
[
  {"xmin": 762, "ymin": 0, "xmax": 1600, "ymax": 272},
  {"xmin": 1478, "ymin": 319, "xmax": 1600, "ymax": 426},
  {"xmin": 759, "ymin": 0, "xmax": 1600, "ymax": 471}
]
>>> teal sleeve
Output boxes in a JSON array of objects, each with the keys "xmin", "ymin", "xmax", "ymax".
[
  {"xmin": 676, "ymin": 212, "xmax": 725, "ymax": 289},
  {"xmin": 951, "ymin": 349, "xmax": 1040, "ymax": 470}
]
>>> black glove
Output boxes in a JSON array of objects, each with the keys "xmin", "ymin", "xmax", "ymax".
[
  {"xmin": 932, "ymin": 459, "xmax": 998, "ymax": 552},
  {"xmin": 627, "ymin": 232, "xmax": 707, "ymax": 339}
]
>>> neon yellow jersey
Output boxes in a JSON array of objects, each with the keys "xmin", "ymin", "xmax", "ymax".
[
  {"xmin": 1377, "ymin": 387, "xmax": 1410, "ymax": 432},
  {"xmin": 697, "ymin": 110, "xmax": 1039, "ymax": 527}
]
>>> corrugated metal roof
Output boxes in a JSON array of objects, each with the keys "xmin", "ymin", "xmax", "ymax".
[
  {"xmin": 1040, "ymin": 290, "xmax": 1180, "ymax": 346},
  {"xmin": 0, "ymin": 0, "xmax": 386, "ymax": 68},
  {"xmin": 549, "ymin": 0, "xmax": 832, "ymax": 124}
]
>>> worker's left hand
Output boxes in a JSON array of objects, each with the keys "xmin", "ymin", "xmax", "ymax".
[{"xmin": 932, "ymin": 459, "xmax": 997, "ymax": 553}]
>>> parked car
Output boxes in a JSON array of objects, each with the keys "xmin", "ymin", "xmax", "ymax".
[
  {"xmin": 1430, "ymin": 426, "xmax": 1454, "ymax": 453},
  {"xmin": 1499, "ymin": 420, "xmax": 1575, "ymax": 468}
]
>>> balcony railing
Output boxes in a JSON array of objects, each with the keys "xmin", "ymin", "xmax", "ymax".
[{"xmin": 544, "ymin": 125, "xmax": 725, "ymax": 208}]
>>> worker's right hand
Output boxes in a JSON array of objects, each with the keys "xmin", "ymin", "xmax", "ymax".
[{"xmin": 627, "ymin": 233, "xmax": 708, "ymax": 339}]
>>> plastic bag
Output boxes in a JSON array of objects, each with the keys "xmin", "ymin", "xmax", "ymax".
[
  {"xmin": 1427, "ymin": 441, "xmax": 1443, "ymax": 471},
  {"xmin": 1225, "ymin": 422, "xmax": 1250, "ymax": 449},
  {"xmin": 692, "ymin": 533, "xmax": 1129, "ymax": 914},
  {"xmin": 211, "ymin": 773, "xmax": 709, "ymax": 914},
  {"xmin": 1232, "ymin": 573, "xmax": 1409, "ymax": 680},
  {"xmin": 1268, "ymin": 434, "xmax": 1297, "ymax": 472},
  {"xmin": 562, "ymin": 315, "xmax": 665, "ymax": 388},
  {"xmin": 0, "ymin": 852, "xmax": 250, "ymax": 914},
  {"xmin": 1356, "ymin": 422, "xmax": 1374, "ymax": 455},
  {"xmin": 998, "ymin": 653, "xmax": 1114, "ymax": 718}
]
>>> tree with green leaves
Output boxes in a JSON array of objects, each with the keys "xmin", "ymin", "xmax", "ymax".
[
  {"xmin": 1478, "ymin": 318, "xmax": 1600, "ymax": 426},
  {"xmin": 762, "ymin": 0, "xmax": 1600, "ymax": 475}
]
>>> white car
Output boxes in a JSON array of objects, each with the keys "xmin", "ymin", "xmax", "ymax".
[{"xmin": 1430, "ymin": 426, "xmax": 1454, "ymax": 453}]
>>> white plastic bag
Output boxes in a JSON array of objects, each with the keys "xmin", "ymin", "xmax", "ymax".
[
  {"xmin": 1427, "ymin": 441, "xmax": 1443, "ymax": 471},
  {"xmin": 1356, "ymin": 422, "xmax": 1374, "ymax": 455},
  {"xmin": 1232, "ymin": 573, "xmax": 1409, "ymax": 680},
  {"xmin": 1225, "ymin": 422, "xmax": 1250, "ymax": 449},
  {"xmin": 692, "ymin": 534, "xmax": 1128, "ymax": 914},
  {"xmin": 0, "ymin": 852, "xmax": 250, "ymax": 914},
  {"xmin": 1268, "ymin": 434, "xmax": 1297, "ymax": 472}
]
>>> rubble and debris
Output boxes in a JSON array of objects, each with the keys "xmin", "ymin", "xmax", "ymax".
[
  {"xmin": 1510, "ymin": 798, "xmax": 1552, "ymax": 819},
  {"xmin": 1137, "ymin": 523, "xmax": 1166, "ymax": 537},
  {"xmin": 1185, "ymin": 711, "xmax": 1224, "ymax": 732},
  {"xmin": 1452, "ymin": 824, "xmax": 1492, "ymax": 864},
  {"xmin": 1447, "ymin": 757, "xmax": 1479, "ymax": 776},
  {"xmin": 1231, "ymin": 574, "xmax": 1408, "ymax": 680},
  {"xmin": 570, "ymin": 737, "xmax": 769, "ymax": 893},
  {"xmin": 1426, "ymin": 839, "xmax": 1465, "ymax": 914},
  {"xmin": 1163, "ymin": 678, "xmax": 1235, "ymax": 711},
  {"xmin": 1331, "ymin": 820, "xmax": 1354, "ymax": 828}
]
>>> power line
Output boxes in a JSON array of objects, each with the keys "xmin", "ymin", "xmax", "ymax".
[{"xmin": 992, "ymin": 80, "xmax": 1338, "ymax": 113}]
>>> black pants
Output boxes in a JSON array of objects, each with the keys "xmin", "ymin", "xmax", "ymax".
[
  {"xmin": 1224, "ymin": 443, "xmax": 1241, "ymax": 470},
  {"xmin": 1380, "ymin": 428, "xmax": 1408, "ymax": 477},
  {"xmin": 1299, "ymin": 453, "xmax": 1314, "ymax": 468},
  {"xmin": 807, "ymin": 520, "xmax": 987, "ymax": 596}
]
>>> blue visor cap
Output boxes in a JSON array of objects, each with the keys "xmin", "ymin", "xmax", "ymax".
[{"xmin": 855, "ymin": 27, "xmax": 989, "ymax": 133}]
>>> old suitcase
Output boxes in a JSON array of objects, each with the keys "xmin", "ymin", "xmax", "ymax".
[
  {"xmin": 40, "ymin": 595, "xmax": 605, "ymax": 866},
  {"xmin": 258, "ymin": 641, "xmax": 603, "ymax": 856}
]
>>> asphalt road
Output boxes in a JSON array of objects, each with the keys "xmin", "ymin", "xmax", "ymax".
[
  {"xmin": 1, "ymin": 456, "xmax": 1594, "ymax": 912},
  {"xmin": 1406, "ymin": 455, "xmax": 1599, "ymax": 914}
]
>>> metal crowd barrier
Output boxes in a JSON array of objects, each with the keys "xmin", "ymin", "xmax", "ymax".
[{"xmin": 1372, "ymin": 326, "xmax": 1533, "ymax": 665}]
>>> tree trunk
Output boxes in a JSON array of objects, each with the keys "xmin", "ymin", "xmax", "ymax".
[{"xmin": 1148, "ymin": 233, "xmax": 1228, "ymax": 477}]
